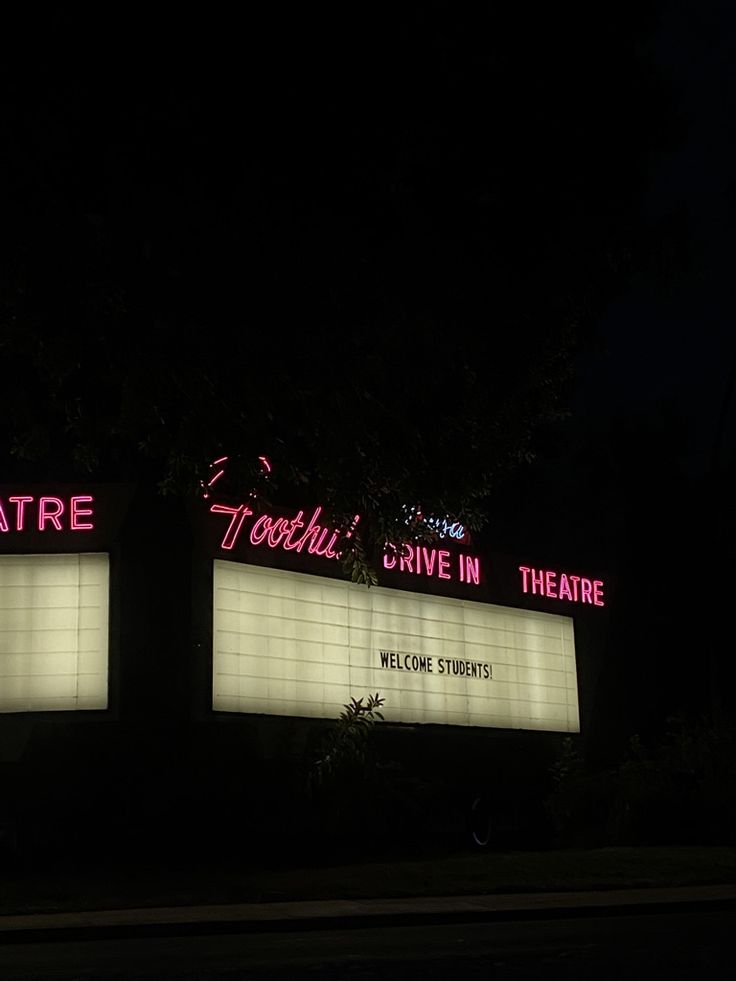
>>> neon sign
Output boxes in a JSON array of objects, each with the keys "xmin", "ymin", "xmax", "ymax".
[
  {"xmin": 203, "ymin": 454, "xmax": 480, "ymax": 584},
  {"xmin": 402, "ymin": 505, "xmax": 467, "ymax": 542},
  {"xmin": 0, "ymin": 495, "xmax": 95, "ymax": 532},
  {"xmin": 383, "ymin": 543, "xmax": 481, "ymax": 585},
  {"xmin": 210, "ymin": 502, "xmax": 359, "ymax": 559},
  {"xmin": 200, "ymin": 454, "xmax": 272, "ymax": 499},
  {"xmin": 209, "ymin": 497, "xmax": 480, "ymax": 584},
  {"xmin": 518, "ymin": 565, "xmax": 604, "ymax": 607},
  {"xmin": 204, "ymin": 454, "xmax": 357, "ymax": 560}
]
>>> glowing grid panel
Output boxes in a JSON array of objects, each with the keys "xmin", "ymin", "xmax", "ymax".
[
  {"xmin": 213, "ymin": 560, "xmax": 579, "ymax": 732},
  {"xmin": 0, "ymin": 553, "xmax": 109, "ymax": 713}
]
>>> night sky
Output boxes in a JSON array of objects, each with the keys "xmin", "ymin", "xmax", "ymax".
[
  {"xmin": 5, "ymin": 5, "xmax": 732, "ymax": 461},
  {"xmin": 572, "ymin": 1, "xmax": 736, "ymax": 472},
  {"xmin": 566, "ymin": 0, "xmax": 736, "ymax": 753}
]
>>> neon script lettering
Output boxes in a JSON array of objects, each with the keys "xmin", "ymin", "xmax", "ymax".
[
  {"xmin": 211, "ymin": 503, "xmax": 358, "ymax": 560},
  {"xmin": 402, "ymin": 505, "xmax": 467, "ymax": 542},
  {"xmin": 518, "ymin": 565, "xmax": 605, "ymax": 607},
  {"xmin": 0, "ymin": 495, "xmax": 95, "ymax": 533}
]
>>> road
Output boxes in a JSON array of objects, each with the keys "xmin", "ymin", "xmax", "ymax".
[{"xmin": 0, "ymin": 906, "xmax": 733, "ymax": 979}]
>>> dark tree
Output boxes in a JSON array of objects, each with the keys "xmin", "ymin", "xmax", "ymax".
[{"xmin": 0, "ymin": 5, "xmax": 681, "ymax": 577}]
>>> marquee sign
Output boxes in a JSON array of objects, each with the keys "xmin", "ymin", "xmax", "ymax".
[
  {"xmin": 212, "ymin": 560, "xmax": 580, "ymax": 731},
  {"xmin": 0, "ymin": 552, "xmax": 109, "ymax": 714}
]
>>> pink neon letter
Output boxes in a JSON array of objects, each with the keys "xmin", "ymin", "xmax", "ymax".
[
  {"xmin": 38, "ymin": 497, "xmax": 64, "ymax": 531},
  {"xmin": 250, "ymin": 514, "xmax": 271, "ymax": 545},
  {"xmin": 580, "ymin": 578, "xmax": 593, "ymax": 604},
  {"xmin": 399, "ymin": 545, "xmax": 415, "ymax": 573},
  {"xmin": 9, "ymin": 496, "xmax": 33, "ymax": 531},
  {"xmin": 438, "ymin": 550, "xmax": 451, "ymax": 579},
  {"xmin": 593, "ymin": 580, "xmax": 605, "ymax": 606},
  {"xmin": 421, "ymin": 547, "xmax": 436, "ymax": 576},
  {"xmin": 519, "ymin": 566, "xmax": 531, "ymax": 593},
  {"xmin": 544, "ymin": 570, "xmax": 558, "ymax": 598},
  {"xmin": 267, "ymin": 517, "xmax": 290, "ymax": 549},
  {"xmin": 531, "ymin": 568, "xmax": 544, "ymax": 595},
  {"xmin": 283, "ymin": 510, "xmax": 306, "ymax": 549},
  {"xmin": 294, "ymin": 507, "xmax": 323, "ymax": 553},
  {"xmin": 0, "ymin": 501, "xmax": 8, "ymax": 533},
  {"xmin": 308, "ymin": 526, "xmax": 336, "ymax": 556},
  {"xmin": 465, "ymin": 555, "xmax": 480, "ymax": 585},
  {"xmin": 70, "ymin": 495, "xmax": 94, "ymax": 531},
  {"xmin": 569, "ymin": 575, "xmax": 580, "ymax": 602},
  {"xmin": 383, "ymin": 550, "xmax": 397, "ymax": 570},
  {"xmin": 558, "ymin": 574, "xmax": 572, "ymax": 601},
  {"xmin": 319, "ymin": 530, "xmax": 341, "ymax": 559},
  {"xmin": 210, "ymin": 503, "xmax": 253, "ymax": 549}
]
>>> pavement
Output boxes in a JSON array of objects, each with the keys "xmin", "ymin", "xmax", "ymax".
[{"xmin": 2, "ymin": 883, "xmax": 736, "ymax": 943}]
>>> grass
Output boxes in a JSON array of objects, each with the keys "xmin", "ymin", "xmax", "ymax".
[
  {"xmin": 223, "ymin": 845, "xmax": 736, "ymax": 902},
  {"xmin": 3, "ymin": 844, "xmax": 736, "ymax": 916}
]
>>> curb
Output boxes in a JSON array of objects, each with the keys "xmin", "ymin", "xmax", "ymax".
[{"xmin": 2, "ymin": 885, "xmax": 736, "ymax": 944}]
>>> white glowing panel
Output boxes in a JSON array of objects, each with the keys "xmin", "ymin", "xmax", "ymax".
[
  {"xmin": 0, "ymin": 553, "xmax": 109, "ymax": 713},
  {"xmin": 213, "ymin": 561, "xmax": 579, "ymax": 732}
]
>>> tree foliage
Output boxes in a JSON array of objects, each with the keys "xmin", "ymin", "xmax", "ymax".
[
  {"xmin": 309, "ymin": 693, "xmax": 386, "ymax": 792},
  {"xmin": 0, "ymin": 5, "xmax": 681, "ymax": 577},
  {"xmin": 545, "ymin": 715, "xmax": 736, "ymax": 846}
]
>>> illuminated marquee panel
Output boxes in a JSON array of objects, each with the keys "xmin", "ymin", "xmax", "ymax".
[
  {"xmin": 213, "ymin": 561, "xmax": 579, "ymax": 732},
  {"xmin": 0, "ymin": 553, "xmax": 109, "ymax": 713}
]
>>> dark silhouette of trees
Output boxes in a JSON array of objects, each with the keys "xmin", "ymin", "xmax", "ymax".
[{"xmin": 0, "ymin": 5, "xmax": 682, "ymax": 573}]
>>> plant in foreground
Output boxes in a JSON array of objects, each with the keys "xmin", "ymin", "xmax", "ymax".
[{"xmin": 309, "ymin": 692, "xmax": 385, "ymax": 792}]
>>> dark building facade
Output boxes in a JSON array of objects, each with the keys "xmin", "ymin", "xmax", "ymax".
[{"xmin": 0, "ymin": 476, "xmax": 611, "ymax": 861}]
